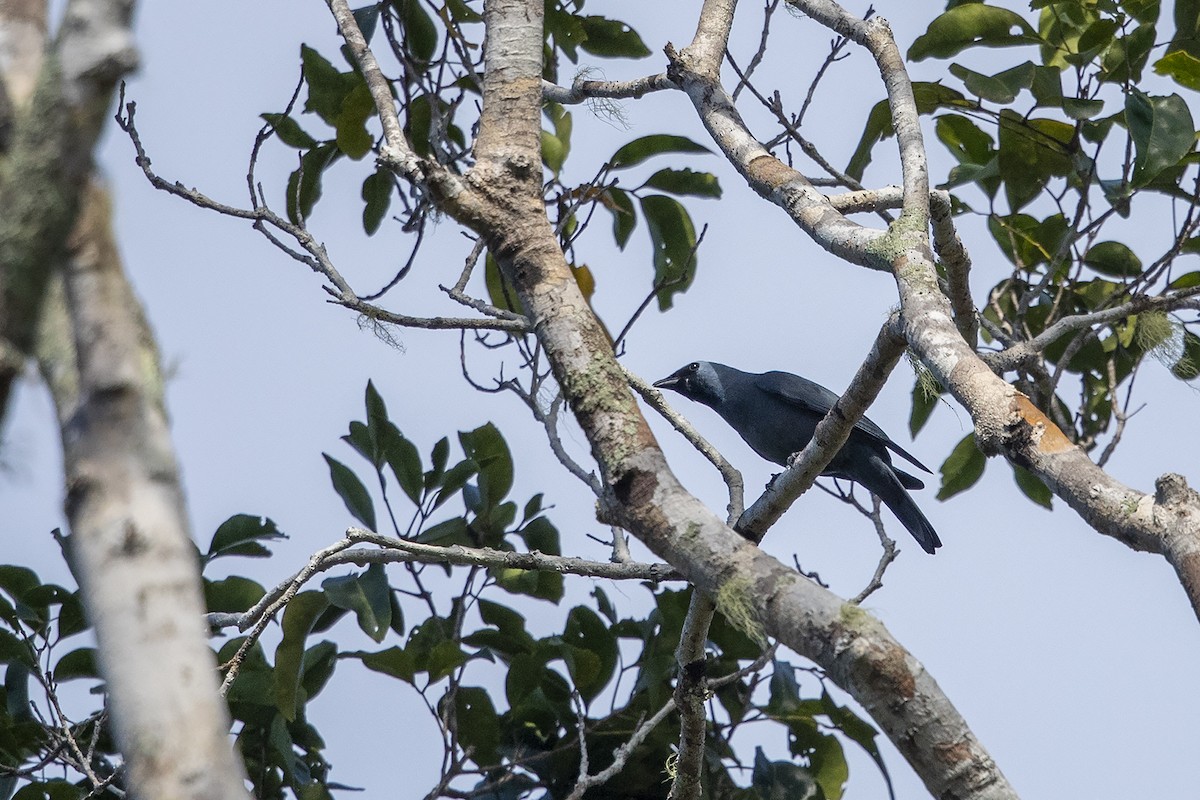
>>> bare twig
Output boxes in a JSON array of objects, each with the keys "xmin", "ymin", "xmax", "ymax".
[
  {"xmin": 207, "ymin": 533, "xmax": 680, "ymax": 632},
  {"xmin": 729, "ymin": 0, "xmax": 781, "ymax": 102},
  {"xmin": 851, "ymin": 496, "xmax": 898, "ymax": 604},
  {"xmin": 626, "ymin": 366, "xmax": 745, "ymax": 522}
]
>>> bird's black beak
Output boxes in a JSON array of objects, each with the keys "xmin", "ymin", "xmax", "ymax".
[{"xmin": 653, "ymin": 370, "xmax": 684, "ymax": 392}]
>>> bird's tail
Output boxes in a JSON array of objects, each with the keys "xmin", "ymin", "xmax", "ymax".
[{"xmin": 860, "ymin": 455, "xmax": 942, "ymax": 554}]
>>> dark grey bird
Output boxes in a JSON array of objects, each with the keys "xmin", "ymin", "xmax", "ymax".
[{"xmin": 653, "ymin": 361, "xmax": 941, "ymax": 554}]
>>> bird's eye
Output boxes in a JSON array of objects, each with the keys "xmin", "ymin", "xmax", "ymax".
[{"xmin": 687, "ymin": 362, "xmax": 699, "ymax": 372}]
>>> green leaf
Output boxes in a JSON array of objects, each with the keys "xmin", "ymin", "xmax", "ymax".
[
  {"xmin": 204, "ymin": 576, "xmax": 266, "ymax": 614},
  {"xmin": 394, "ymin": 0, "xmax": 438, "ymax": 63},
  {"xmin": 261, "ymin": 113, "xmax": 318, "ymax": 149},
  {"xmin": 484, "ymin": 252, "xmax": 524, "ymax": 315},
  {"xmin": 381, "ymin": 423, "xmax": 423, "ymax": 504},
  {"xmin": 752, "ymin": 748, "xmax": 819, "ymax": 800},
  {"xmin": 1125, "ymin": 89, "xmax": 1196, "ymax": 186},
  {"xmin": 434, "ymin": 459, "xmax": 478, "ymax": 509},
  {"xmin": 578, "ymin": 16, "xmax": 651, "ymax": 59},
  {"xmin": 52, "ymin": 648, "xmax": 97, "ymax": 682},
  {"xmin": 1030, "ymin": 64, "xmax": 1064, "ymax": 107},
  {"xmin": 910, "ymin": 380, "xmax": 938, "ymax": 437},
  {"xmin": 819, "ymin": 690, "xmax": 892, "ymax": 798},
  {"xmin": 426, "ymin": 640, "xmax": 468, "ymax": 682},
  {"xmin": 364, "ymin": 379, "xmax": 389, "ymax": 444},
  {"xmin": 541, "ymin": 130, "xmax": 567, "ymax": 173},
  {"xmin": 1172, "ymin": 0, "xmax": 1200, "ymax": 59},
  {"xmin": 451, "ymin": 687, "xmax": 501, "ymax": 766},
  {"xmin": 286, "ymin": 143, "xmax": 340, "ymax": 224},
  {"xmin": 361, "ymin": 169, "xmax": 393, "ymax": 235},
  {"xmin": 334, "ymin": 83, "xmax": 375, "ymax": 159},
  {"xmin": 323, "ymin": 454, "xmax": 377, "ymax": 530},
  {"xmin": 936, "ymin": 113, "xmax": 995, "ymax": 164},
  {"xmin": 0, "ymin": 630, "xmax": 35, "ymax": 668},
  {"xmin": 0, "ymin": 567, "xmax": 40, "ymax": 603},
  {"xmin": 1012, "ymin": 464, "xmax": 1053, "ymax": 509},
  {"xmin": 479, "ymin": 599, "xmax": 528, "ymax": 637},
  {"xmin": 562, "ymin": 607, "xmax": 617, "ymax": 702},
  {"xmin": 301, "ymin": 45, "xmax": 350, "ymax": 124},
  {"xmin": 300, "ymin": 640, "xmax": 339, "ymax": 700},
  {"xmin": 426, "ymin": 437, "xmax": 450, "ymax": 491},
  {"xmin": 273, "ymin": 591, "xmax": 330, "ymax": 720},
  {"xmin": 998, "ymin": 111, "xmax": 1075, "ymax": 212},
  {"xmin": 609, "ymin": 134, "xmax": 711, "ymax": 169},
  {"xmin": 322, "ymin": 563, "xmax": 391, "ymax": 642},
  {"xmin": 351, "ymin": 4, "xmax": 380, "ymax": 42},
  {"xmin": 206, "ymin": 514, "xmax": 286, "ymax": 562},
  {"xmin": 937, "ymin": 433, "xmax": 986, "ymax": 500},
  {"xmin": 641, "ymin": 167, "xmax": 722, "ymax": 198},
  {"xmin": 987, "ymin": 212, "xmax": 1068, "ymax": 270},
  {"xmin": 1100, "ymin": 23, "xmax": 1157, "ymax": 84},
  {"xmin": 353, "ymin": 646, "xmax": 416, "ymax": 683},
  {"xmin": 519, "ymin": 516, "xmax": 561, "ymax": 555},
  {"xmin": 404, "ymin": 94, "xmax": 464, "ymax": 157},
  {"xmin": 1171, "ymin": 330, "xmax": 1200, "ymax": 379},
  {"xmin": 1169, "ymin": 270, "xmax": 1200, "ymax": 288},
  {"xmin": 493, "ymin": 564, "xmax": 564, "ymax": 603},
  {"xmin": 1084, "ymin": 241, "xmax": 1143, "ymax": 276},
  {"xmin": 1154, "ymin": 50, "xmax": 1200, "ymax": 91},
  {"xmin": 640, "ymin": 194, "xmax": 698, "ymax": 310},
  {"xmin": 1072, "ymin": 18, "xmax": 1119, "ymax": 65},
  {"xmin": 416, "ymin": 516, "xmax": 471, "ymax": 546},
  {"xmin": 1062, "ymin": 97, "xmax": 1105, "ymax": 119},
  {"xmin": 949, "ymin": 60, "xmax": 1035, "ymax": 104},
  {"xmin": 605, "ymin": 187, "xmax": 637, "ymax": 249},
  {"xmin": 458, "ymin": 423, "xmax": 513, "ymax": 509},
  {"xmin": 522, "ymin": 493, "xmax": 544, "ymax": 523},
  {"xmin": 909, "ymin": 5, "xmax": 1038, "ymax": 61}
]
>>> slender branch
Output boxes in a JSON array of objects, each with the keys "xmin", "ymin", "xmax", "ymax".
[
  {"xmin": 738, "ymin": 315, "xmax": 906, "ymax": 541},
  {"xmin": 729, "ymin": 0, "xmax": 781, "ymax": 102},
  {"xmin": 542, "ymin": 73, "xmax": 676, "ymax": 104},
  {"xmin": 117, "ymin": 98, "xmax": 528, "ymax": 333},
  {"xmin": 207, "ymin": 533, "xmax": 680, "ymax": 631},
  {"xmin": 666, "ymin": 38, "xmax": 886, "ymax": 269},
  {"xmin": 983, "ymin": 289, "xmax": 1200, "ymax": 372},
  {"xmin": 930, "ymin": 190, "xmax": 977, "ymax": 344},
  {"xmin": 326, "ymin": 0, "xmax": 421, "ymax": 179},
  {"xmin": 850, "ymin": 496, "xmax": 898, "ymax": 604},
  {"xmin": 348, "ymin": 529, "xmax": 677, "ymax": 578},
  {"xmin": 626, "ymin": 366, "xmax": 744, "ymax": 522}
]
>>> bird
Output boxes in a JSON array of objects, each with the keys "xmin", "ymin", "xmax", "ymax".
[{"xmin": 653, "ymin": 361, "xmax": 941, "ymax": 554}]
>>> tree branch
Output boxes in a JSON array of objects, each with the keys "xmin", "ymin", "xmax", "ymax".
[
  {"xmin": 59, "ymin": 179, "xmax": 250, "ymax": 799},
  {"xmin": 325, "ymin": 2, "xmax": 1021, "ymax": 795},
  {"xmin": 542, "ymin": 73, "xmax": 675, "ymax": 104},
  {"xmin": 738, "ymin": 315, "xmax": 907, "ymax": 541}
]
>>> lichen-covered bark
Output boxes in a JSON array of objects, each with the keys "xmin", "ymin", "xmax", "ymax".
[{"xmin": 0, "ymin": 0, "xmax": 137, "ymax": 424}]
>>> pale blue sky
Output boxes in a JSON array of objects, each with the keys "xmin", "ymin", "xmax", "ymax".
[{"xmin": 4, "ymin": 1, "xmax": 1199, "ymax": 797}]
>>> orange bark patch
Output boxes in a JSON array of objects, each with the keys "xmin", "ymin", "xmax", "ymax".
[
  {"xmin": 747, "ymin": 155, "xmax": 799, "ymax": 190},
  {"xmin": 1015, "ymin": 395, "xmax": 1073, "ymax": 454}
]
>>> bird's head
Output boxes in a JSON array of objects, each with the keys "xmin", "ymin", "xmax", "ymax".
[{"xmin": 653, "ymin": 361, "xmax": 725, "ymax": 405}]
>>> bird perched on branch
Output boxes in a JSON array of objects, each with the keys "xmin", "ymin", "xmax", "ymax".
[{"xmin": 653, "ymin": 361, "xmax": 941, "ymax": 554}]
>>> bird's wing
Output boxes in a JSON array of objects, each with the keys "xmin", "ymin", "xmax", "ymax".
[{"xmin": 755, "ymin": 371, "xmax": 932, "ymax": 474}]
